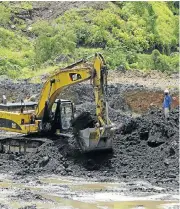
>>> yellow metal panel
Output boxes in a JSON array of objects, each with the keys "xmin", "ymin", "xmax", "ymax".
[
  {"xmin": 36, "ymin": 68, "xmax": 92, "ymax": 118},
  {"xmin": 0, "ymin": 124, "xmax": 38, "ymax": 134},
  {"xmin": 0, "ymin": 111, "xmax": 38, "ymax": 134}
]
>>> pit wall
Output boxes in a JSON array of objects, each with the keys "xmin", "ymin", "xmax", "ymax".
[{"xmin": 125, "ymin": 90, "xmax": 179, "ymax": 113}]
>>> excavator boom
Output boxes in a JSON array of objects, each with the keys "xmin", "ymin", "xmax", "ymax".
[
  {"xmin": 0, "ymin": 53, "xmax": 115, "ymax": 153},
  {"xmin": 36, "ymin": 67, "xmax": 92, "ymax": 118}
]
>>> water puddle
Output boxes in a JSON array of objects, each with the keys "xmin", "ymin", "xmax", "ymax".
[{"xmin": 0, "ymin": 174, "xmax": 179, "ymax": 209}]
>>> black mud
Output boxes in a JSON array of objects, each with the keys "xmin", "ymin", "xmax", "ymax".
[
  {"xmin": 113, "ymin": 108, "xmax": 179, "ymax": 188},
  {"xmin": 0, "ymin": 108, "xmax": 178, "ymax": 189},
  {"xmin": 0, "ymin": 79, "xmax": 179, "ymax": 189}
]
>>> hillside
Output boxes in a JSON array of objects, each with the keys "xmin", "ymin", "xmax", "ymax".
[{"xmin": 0, "ymin": 1, "xmax": 179, "ymax": 78}]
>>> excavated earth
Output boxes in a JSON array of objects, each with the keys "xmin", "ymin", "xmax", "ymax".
[{"xmin": 0, "ymin": 75, "xmax": 179, "ymax": 198}]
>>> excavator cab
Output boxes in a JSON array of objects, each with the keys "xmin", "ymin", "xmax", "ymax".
[{"xmin": 51, "ymin": 99, "xmax": 74, "ymax": 131}]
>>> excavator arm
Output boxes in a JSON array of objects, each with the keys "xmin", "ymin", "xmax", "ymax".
[
  {"xmin": 0, "ymin": 53, "xmax": 115, "ymax": 152},
  {"xmin": 36, "ymin": 53, "xmax": 110, "ymax": 131},
  {"xmin": 36, "ymin": 66, "xmax": 93, "ymax": 118}
]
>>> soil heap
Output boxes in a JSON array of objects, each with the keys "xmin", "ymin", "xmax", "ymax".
[
  {"xmin": 0, "ymin": 79, "xmax": 179, "ymax": 189},
  {"xmin": 0, "ymin": 107, "xmax": 178, "ymax": 189}
]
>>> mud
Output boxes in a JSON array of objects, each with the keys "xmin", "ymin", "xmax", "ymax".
[
  {"xmin": 14, "ymin": 107, "xmax": 178, "ymax": 190},
  {"xmin": 113, "ymin": 107, "xmax": 179, "ymax": 187},
  {"xmin": 0, "ymin": 104, "xmax": 179, "ymax": 188},
  {"xmin": 1, "ymin": 173, "xmax": 180, "ymax": 208},
  {"xmin": 0, "ymin": 75, "xmax": 179, "ymax": 206},
  {"xmin": 0, "ymin": 77, "xmax": 42, "ymax": 102},
  {"xmin": 0, "ymin": 174, "xmax": 179, "ymax": 209}
]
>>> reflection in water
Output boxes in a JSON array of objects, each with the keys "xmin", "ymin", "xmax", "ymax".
[{"xmin": 0, "ymin": 174, "xmax": 179, "ymax": 209}]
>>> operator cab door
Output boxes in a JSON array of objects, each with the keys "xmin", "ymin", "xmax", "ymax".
[
  {"xmin": 52, "ymin": 99, "xmax": 74, "ymax": 132},
  {"xmin": 60, "ymin": 101, "xmax": 74, "ymax": 131}
]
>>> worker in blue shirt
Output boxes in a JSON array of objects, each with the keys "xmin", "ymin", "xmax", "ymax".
[{"xmin": 163, "ymin": 89, "xmax": 172, "ymax": 118}]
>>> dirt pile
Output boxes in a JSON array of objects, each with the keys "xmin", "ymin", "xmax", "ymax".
[
  {"xmin": 0, "ymin": 77, "xmax": 179, "ymax": 189},
  {"xmin": 108, "ymin": 70, "xmax": 179, "ymax": 91},
  {"xmin": 112, "ymin": 107, "xmax": 179, "ymax": 188},
  {"xmin": 15, "ymin": 137, "xmax": 77, "ymax": 177},
  {"xmin": 31, "ymin": 1, "xmax": 108, "ymax": 21},
  {"xmin": 0, "ymin": 204, "xmax": 9, "ymax": 209},
  {"xmin": 0, "ymin": 76, "xmax": 178, "ymax": 114},
  {"xmin": 3, "ymin": 107, "xmax": 177, "ymax": 189},
  {"xmin": 0, "ymin": 77, "xmax": 42, "ymax": 102}
]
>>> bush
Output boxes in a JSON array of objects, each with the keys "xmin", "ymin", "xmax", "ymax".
[
  {"xmin": 136, "ymin": 54, "xmax": 154, "ymax": 71},
  {"xmin": 104, "ymin": 47, "xmax": 127, "ymax": 70},
  {"xmin": 151, "ymin": 49, "xmax": 172, "ymax": 72},
  {"xmin": 0, "ymin": 4, "xmax": 10, "ymax": 27},
  {"xmin": 157, "ymin": 55, "xmax": 171, "ymax": 72},
  {"xmin": 31, "ymin": 20, "xmax": 55, "ymax": 36},
  {"xmin": 34, "ymin": 31, "xmax": 76, "ymax": 65},
  {"xmin": 0, "ymin": 59, "xmax": 21, "ymax": 78},
  {"xmin": 150, "ymin": 1, "xmax": 178, "ymax": 52},
  {"xmin": 34, "ymin": 35, "xmax": 52, "ymax": 64},
  {"xmin": 135, "ymin": 51, "xmax": 179, "ymax": 72},
  {"xmin": 0, "ymin": 27, "xmax": 31, "ymax": 50},
  {"xmin": 169, "ymin": 53, "xmax": 179, "ymax": 72},
  {"xmin": 151, "ymin": 49, "xmax": 161, "ymax": 69}
]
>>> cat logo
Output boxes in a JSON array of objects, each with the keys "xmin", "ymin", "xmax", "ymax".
[
  {"xmin": 69, "ymin": 73, "xmax": 81, "ymax": 81},
  {"xmin": 12, "ymin": 123, "xmax": 16, "ymax": 129}
]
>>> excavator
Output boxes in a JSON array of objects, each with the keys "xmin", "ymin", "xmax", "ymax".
[{"xmin": 0, "ymin": 53, "xmax": 115, "ymax": 153}]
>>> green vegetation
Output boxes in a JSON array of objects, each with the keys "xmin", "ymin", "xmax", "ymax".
[{"xmin": 0, "ymin": 2, "xmax": 179, "ymax": 78}]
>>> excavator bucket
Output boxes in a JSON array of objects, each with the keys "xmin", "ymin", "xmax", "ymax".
[
  {"xmin": 76, "ymin": 127, "xmax": 113, "ymax": 152},
  {"xmin": 72, "ymin": 112, "xmax": 114, "ymax": 153}
]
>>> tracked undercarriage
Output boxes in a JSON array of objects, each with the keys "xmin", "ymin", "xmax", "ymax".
[{"xmin": 0, "ymin": 132, "xmax": 52, "ymax": 154}]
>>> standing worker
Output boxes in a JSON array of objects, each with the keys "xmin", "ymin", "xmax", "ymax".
[{"xmin": 163, "ymin": 89, "xmax": 172, "ymax": 118}]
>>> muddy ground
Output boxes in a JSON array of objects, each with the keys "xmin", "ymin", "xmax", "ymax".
[
  {"xmin": 0, "ymin": 174, "xmax": 179, "ymax": 209},
  {"xmin": 0, "ymin": 106, "xmax": 178, "ymax": 188},
  {"xmin": 0, "ymin": 71, "xmax": 179, "ymax": 208}
]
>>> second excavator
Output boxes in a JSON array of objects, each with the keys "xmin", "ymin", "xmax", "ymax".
[{"xmin": 0, "ymin": 53, "xmax": 115, "ymax": 153}]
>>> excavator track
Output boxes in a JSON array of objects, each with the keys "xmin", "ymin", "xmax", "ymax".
[
  {"xmin": 0, "ymin": 131, "xmax": 76, "ymax": 154},
  {"xmin": 0, "ymin": 132, "xmax": 52, "ymax": 154}
]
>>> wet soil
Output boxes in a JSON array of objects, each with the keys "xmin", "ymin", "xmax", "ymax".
[
  {"xmin": 1, "ymin": 107, "xmax": 178, "ymax": 188},
  {"xmin": 0, "ymin": 72, "xmax": 179, "ymax": 207},
  {"xmin": 0, "ymin": 174, "xmax": 179, "ymax": 209}
]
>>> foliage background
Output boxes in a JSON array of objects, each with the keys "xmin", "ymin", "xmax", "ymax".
[{"xmin": 0, "ymin": 1, "xmax": 179, "ymax": 78}]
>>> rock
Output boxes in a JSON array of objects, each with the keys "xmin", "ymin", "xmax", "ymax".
[
  {"xmin": 39, "ymin": 156, "xmax": 49, "ymax": 167},
  {"xmin": 116, "ymin": 65, "xmax": 126, "ymax": 73},
  {"xmin": 9, "ymin": 154, "xmax": 15, "ymax": 160},
  {"xmin": 18, "ymin": 204, "xmax": 37, "ymax": 209},
  {"xmin": 10, "ymin": 25, "xmax": 16, "ymax": 29},
  {"xmin": 56, "ymin": 165, "xmax": 65, "ymax": 173},
  {"xmin": 66, "ymin": 167, "xmax": 72, "ymax": 173},
  {"xmin": 169, "ymin": 147, "xmax": 175, "ymax": 156},
  {"xmin": 63, "ymin": 162, "xmax": 69, "ymax": 168},
  {"xmin": 164, "ymin": 159, "xmax": 170, "ymax": 166},
  {"xmin": 168, "ymin": 174, "xmax": 176, "ymax": 178},
  {"xmin": 87, "ymin": 172, "xmax": 92, "ymax": 177},
  {"xmin": 54, "ymin": 54, "xmax": 71, "ymax": 63},
  {"xmin": 0, "ymin": 204, "xmax": 9, "ymax": 209}
]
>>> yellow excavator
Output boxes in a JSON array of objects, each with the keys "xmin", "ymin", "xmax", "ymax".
[{"xmin": 0, "ymin": 53, "xmax": 115, "ymax": 153}]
